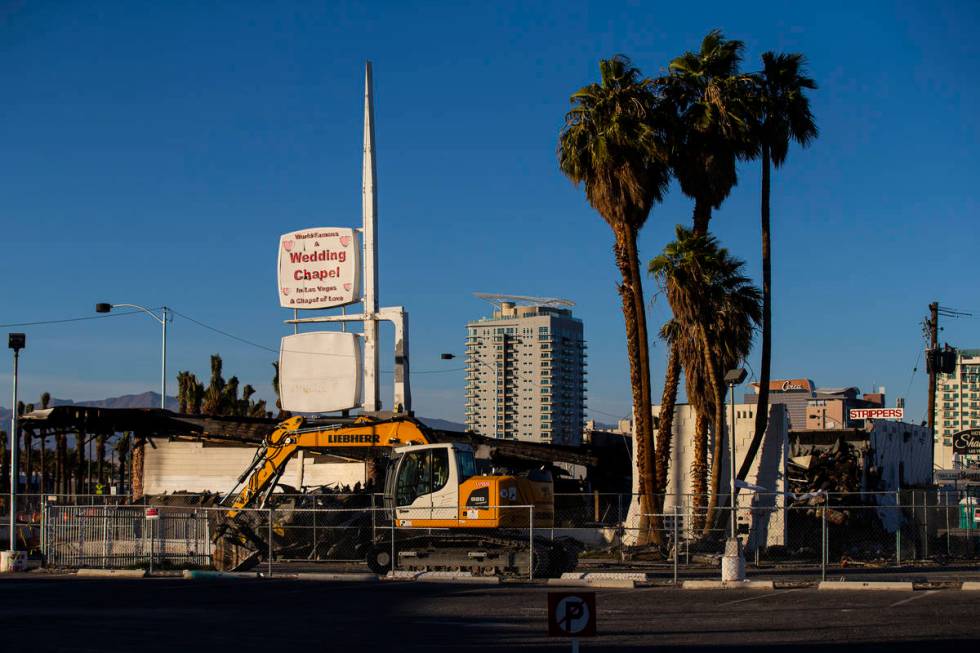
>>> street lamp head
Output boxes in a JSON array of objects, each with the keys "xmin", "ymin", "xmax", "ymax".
[
  {"xmin": 440, "ymin": 353, "xmax": 456, "ymax": 360},
  {"xmin": 95, "ymin": 303, "xmax": 113, "ymax": 313},
  {"xmin": 724, "ymin": 368, "xmax": 748, "ymax": 385},
  {"xmin": 8, "ymin": 332, "xmax": 25, "ymax": 351}
]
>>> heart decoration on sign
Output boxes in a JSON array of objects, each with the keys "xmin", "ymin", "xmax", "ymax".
[
  {"xmin": 339, "ymin": 235, "xmax": 351, "ymax": 247},
  {"xmin": 343, "ymin": 283, "xmax": 352, "ymax": 291},
  {"xmin": 283, "ymin": 240, "xmax": 294, "ymax": 252},
  {"xmin": 282, "ymin": 288, "xmax": 290, "ymax": 296}
]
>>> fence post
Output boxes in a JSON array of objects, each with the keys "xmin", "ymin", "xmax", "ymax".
[
  {"xmin": 40, "ymin": 494, "xmax": 47, "ymax": 564},
  {"xmin": 148, "ymin": 512, "xmax": 154, "ymax": 576},
  {"xmin": 529, "ymin": 505, "xmax": 535, "ymax": 582},
  {"xmin": 267, "ymin": 508, "xmax": 273, "ymax": 578},
  {"xmin": 896, "ymin": 489, "xmax": 902, "ymax": 567},
  {"xmin": 821, "ymin": 505, "xmax": 827, "ymax": 582},
  {"xmin": 923, "ymin": 490, "xmax": 929, "ymax": 559},
  {"xmin": 946, "ymin": 492, "xmax": 951, "ymax": 557},
  {"xmin": 673, "ymin": 507, "xmax": 679, "ymax": 586}
]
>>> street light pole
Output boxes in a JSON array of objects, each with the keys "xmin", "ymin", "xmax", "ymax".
[
  {"xmin": 722, "ymin": 367, "xmax": 748, "ymax": 583},
  {"xmin": 7, "ymin": 333, "xmax": 25, "ymax": 552},
  {"xmin": 96, "ymin": 304, "xmax": 169, "ymax": 409}
]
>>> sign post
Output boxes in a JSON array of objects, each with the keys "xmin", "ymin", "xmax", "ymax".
[{"xmin": 548, "ymin": 591, "xmax": 596, "ymax": 651}]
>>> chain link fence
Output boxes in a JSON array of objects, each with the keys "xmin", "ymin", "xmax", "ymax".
[{"xmin": 6, "ymin": 488, "xmax": 980, "ymax": 580}]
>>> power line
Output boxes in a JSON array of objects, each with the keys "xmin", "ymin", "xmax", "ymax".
[
  {"xmin": 170, "ymin": 309, "xmax": 278, "ymax": 354},
  {"xmin": 171, "ymin": 309, "xmax": 468, "ymax": 374},
  {"xmin": 0, "ymin": 308, "xmax": 155, "ymax": 328}
]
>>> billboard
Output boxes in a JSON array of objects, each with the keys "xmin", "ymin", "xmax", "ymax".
[
  {"xmin": 848, "ymin": 408, "xmax": 904, "ymax": 420},
  {"xmin": 279, "ymin": 332, "xmax": 363, "ymax": 413},
  {"xmin": 278, "ymin": 227, "xmax": 361, "ymax": 309}
]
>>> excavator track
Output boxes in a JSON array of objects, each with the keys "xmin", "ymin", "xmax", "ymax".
[{"xmin": 370, "ymin": 531, "xmax": 579, "ymax": 578}]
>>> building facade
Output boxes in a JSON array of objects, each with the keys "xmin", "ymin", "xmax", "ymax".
[
  {"xmin": 936, "ymin": 349, "xmax": 980, "ymax": 469},
  {"xmin": 745, "ymin": 378, "xmax": 886, "ymax": 431},
  {"xmin": 465, "ymin": 299, "xmax": 586, "ymax": 445}
]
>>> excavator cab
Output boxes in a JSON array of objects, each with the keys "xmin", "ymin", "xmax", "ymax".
[{"xmin": 384, "ymin": 442, "xmax": 477, "ymax": 524}]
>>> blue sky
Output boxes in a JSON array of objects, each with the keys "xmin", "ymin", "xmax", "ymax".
[{"xmin": 0, "ymin": 1, "xmax": 977, "ymax": 425}]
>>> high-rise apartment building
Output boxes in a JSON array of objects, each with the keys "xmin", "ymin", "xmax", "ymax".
[
  {"xmin": 464, "ymin": 295, "xmax": 586, "ymax": 446},
  {"xmin": 936, "ymin": 349, "xmax": 980, "ymax": 469}
]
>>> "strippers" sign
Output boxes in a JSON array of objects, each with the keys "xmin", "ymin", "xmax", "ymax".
[
  {"xmin": 849, "ymin": 408, "xmax": 904, "ymax": 420},
  {"xmin": 278, "ymin": 227, "xmax": 361, "ymax": 309}
]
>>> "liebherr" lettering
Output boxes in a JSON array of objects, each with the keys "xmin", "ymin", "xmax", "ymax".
[{"xmin": 327, "ymin": 434, "xmax": 382, "ymax": 444}]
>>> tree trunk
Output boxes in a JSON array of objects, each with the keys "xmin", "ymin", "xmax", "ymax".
[
  {"xmin": 625, "ymin": 231, "xmax": 662, "ymax": 517},
  {"xmin": 131, "ymin": 436, "xmax": 145, "ymax": 501},
  {"xmin": 96, "ymin": 436, "xmax": 106, "ymax": 487},
  {"xmin": 654, "ymin": 343, "xmax": 681, "ymax": 496},
  {"xmin": 75, "ymin": 434, "xmax": 86, "ymax": 495},
  {"xmin": 700, "ymin": 328, "xmax": 729, "ymax": 536},
  {"xmin": 56, "ymin": 435, "xmax": 67, "ymax": 495},
  {"xmin": 690, "ymin": 410, "xmax": 709, "ymax": 531},
  {"xmin": 740, "ymin": 146, "xmax": 773, "ymax": 486},
  {"xmin": 692, "ymin": 198, "xmax": 712, "ymax": 237},
  {"xmin": 613, "ymin": 226, "xmax": 661, "ymax": 545}
]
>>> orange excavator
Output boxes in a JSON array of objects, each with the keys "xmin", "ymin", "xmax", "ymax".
[{"xmin": 215, "ymin": 414, "xmax": 578, "ymax": 577}]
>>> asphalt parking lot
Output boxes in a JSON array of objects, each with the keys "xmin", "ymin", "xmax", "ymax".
[{"xmin": 3, "ymin": 576, "xmax": 980, "ymax": 651}]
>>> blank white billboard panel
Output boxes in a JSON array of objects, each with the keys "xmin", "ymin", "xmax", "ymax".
[{"xmin": 279, "ymin": 332, "xmax": 362, "ymax": 413}]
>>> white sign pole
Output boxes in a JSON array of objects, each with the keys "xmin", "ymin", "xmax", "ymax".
[{"xmin": 362, "ymin": 61, "xmax": 380, "ymax": 413}]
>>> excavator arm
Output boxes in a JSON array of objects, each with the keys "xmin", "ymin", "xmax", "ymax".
[{"xmin": 225, "ymin": 415, "xmax": 432, "ymax": 515}]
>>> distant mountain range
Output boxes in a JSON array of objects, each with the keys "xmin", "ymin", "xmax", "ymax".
[{"xmin": 0, "ymin": 392, "xmax": 465, "ymax": 432}]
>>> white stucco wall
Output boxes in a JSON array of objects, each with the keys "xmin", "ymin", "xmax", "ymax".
[
  {"xmin": 143, "ymin": 440, "xmax": 366, "ymax": 495},
  {"xmin": 625, "ymin": 403, "xmax": 789, "ymax": 548}
]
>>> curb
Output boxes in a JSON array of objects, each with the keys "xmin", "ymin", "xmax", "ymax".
[
  {"xmin": 817, "ymin": 581, "xmax": 914, "ymax": 591},
  {"xmin": 182, "ymin": 570, "xmax": 258, "ymax": 580},
  {"xmin": 417, "ymin": 573, "xmax": 500, "ymax": 585},
  {"xmin": 76, "ymin": 569, "xmax": 147, "ymax": 579},
  {"xmin": 682, "ymin": 580, "xmax": 773, "ymax": 590},
  {"xmin": 548, "ymin": 578, "xmax": 636, "ymax": 589},
  {"xmin": 291, "ymin": 573, "xmax": 379, "ymax": 582}
]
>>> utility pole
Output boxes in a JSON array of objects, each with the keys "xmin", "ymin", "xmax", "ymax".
[{"xmin": 927, "ymin": 301, "xmax": 938, "ymax": 437}]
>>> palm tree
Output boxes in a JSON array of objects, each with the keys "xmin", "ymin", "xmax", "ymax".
[
  {"xmin": 56, "ymin": 431, "xmax": 68, "ymax": 495},
  {"xmin": 659, "ymin": 29, "xmax": 755, "ymax": 237},
  {"xmin": 201, "ymin": 354, "xmax": 227, "ymax": 415},
  {"xmin": 739, "ymin": 52, "xmax": 818, "ymax": 486},
  {"xmin": 652, "ymin": 30, "xmax": 754, "ymax": 498},
  {"xmin": 114, "ymin": 433, "xmax": 131, "ymax": 495},
  {"xmin": 559, "ymin": 55, "xmax": 671, "ymax": 541},
  {"xmin": 96, "ymin": 434, "xmax": 107, "ymax": 489},
  {"xmin": 650, "ymin": 227, "xmax": 761, "ymax": 533}
]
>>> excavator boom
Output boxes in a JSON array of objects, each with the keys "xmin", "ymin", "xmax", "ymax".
[{"xmin": 226, "ymin": 415, "xmax": 432, "ymax": 514}]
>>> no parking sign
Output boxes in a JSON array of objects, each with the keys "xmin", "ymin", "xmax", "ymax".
[{"xmin": 548, "ymin": 591, "xmax": 596, "ymax": 638}]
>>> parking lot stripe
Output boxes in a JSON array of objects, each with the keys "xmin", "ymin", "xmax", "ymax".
[
  {"xmin": 889, "ymin": 590, "xmax": 938, "ymax": 608},
  {"xmin": 720, "ymin": 588, "xmax": 803, "ymax": 607}
]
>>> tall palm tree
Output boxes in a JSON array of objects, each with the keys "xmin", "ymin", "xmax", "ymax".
[
  {"xmin": 660, "ymin": 29, "xmax": 755, "ymax": 237},
  {"xmin": 650, "ymin": 227, "xmax": 760, "ymax": 533},
  {"xmin": 739, "ymin": 52, "xmax": 818, "ymax": 486},
  {"xmin": 653, "ymin": 30, "xmax": 754, "ymax": 495},
  {"xmin": 559, "ymin": 55, "xmax": 671, "ymax": 541}
]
